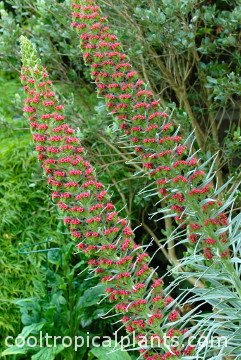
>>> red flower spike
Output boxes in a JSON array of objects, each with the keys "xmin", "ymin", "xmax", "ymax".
[
  {"xmin": 69, "ymin": 0, "xmax": 231, "ymax": 273},
  {"xmin": 20, "ymin": 35, "xmax": 192, "ymax": 359}
]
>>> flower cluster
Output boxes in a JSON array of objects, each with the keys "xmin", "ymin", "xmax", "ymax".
[
  {"xmin": 20, "ymin": 36, "xmax": 193, "ymax": 359},
  {"xmin": 70, "ymin": 0, "xmax": 230, "ymax": 262}
]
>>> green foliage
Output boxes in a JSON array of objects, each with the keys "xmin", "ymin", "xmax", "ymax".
[
  {"xmin": 89, "ymin": 340, "xmax": 133, "ymax": 360},
  {"xmin": 0, "ymin": 72, "xmax": 61, "ymax": 351},
  {"xmin": 0, "ymin": 0, "xmax": 81, "ymax": 77},
  {"xmin": 2, "ymin": 240, "xmax": 115, "ymax": 360},
  {"xmin": 100, "ymin": 0, "xmax": 241, "ymax": 189}
]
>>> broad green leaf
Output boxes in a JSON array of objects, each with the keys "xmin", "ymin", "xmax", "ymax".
[
  {"xmin": 19, "ymin": 321, "xmax": 46, "ymax": 339},
  {"xmin": 206, "ymin": 76, "xmax": 217, "ymax": 84},
  {"xmin": 90, "ymin": 340, "xmax": 132, "ymax": 360},
  {"xmin": 31, "ymin": 344, "xmax": 65, "ymax": 360},
  {"xmin": 77, "ymin": 285, "xmax": 106, "ymax": 309},
  {"xmin": 2, "ymin": 344, "xmax": 31, "ymax": 356}
]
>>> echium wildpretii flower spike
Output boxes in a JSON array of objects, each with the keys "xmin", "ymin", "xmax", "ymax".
[
  {"xmin": 70, "ymin": 0, "xmax": 232, "ymax": 262},
  {"xmin": 20, "ymin": 36, "xmax": 194, "ymax": 359}
]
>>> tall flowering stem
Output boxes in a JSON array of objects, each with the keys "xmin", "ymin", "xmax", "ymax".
[
  {"xmin": 20, "ymin": 36, "xmax": 195, "ymax": 359},
  {"xmin": 69, "ymin": 0, "xmax": 240, "ymax": 274}
]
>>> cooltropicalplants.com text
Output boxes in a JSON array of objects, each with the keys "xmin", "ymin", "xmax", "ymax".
[{"xmin": 5, "ymin": 332, "xmax": 228, "ymax": 352}]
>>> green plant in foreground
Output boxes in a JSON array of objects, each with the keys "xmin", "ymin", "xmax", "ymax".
[{"xmin": 2, "ymin": 238, "xmax": 114, "ymax": 360}]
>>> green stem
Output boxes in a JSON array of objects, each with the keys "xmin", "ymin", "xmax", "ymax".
[{"xmin": 68, "ymin": 276, "xmax": 76, "ymax": 360}]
